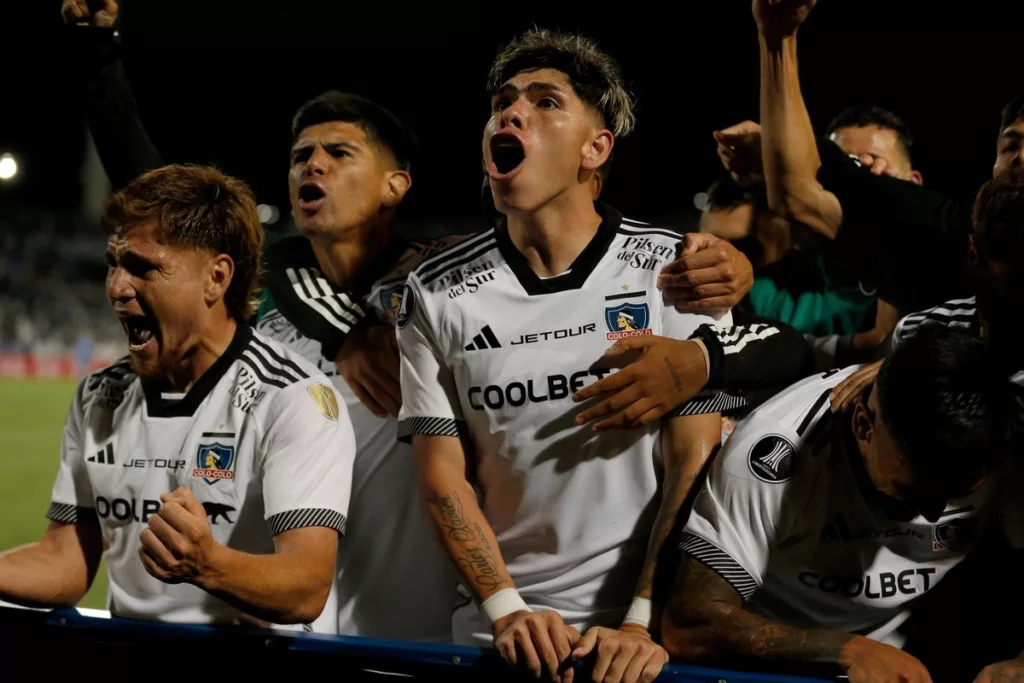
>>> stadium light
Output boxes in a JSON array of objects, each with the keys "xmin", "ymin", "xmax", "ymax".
[
  {"xmin": 257, "ymin": 204, "xmax": 280, "ymax": 225},
  {"xmin": 692, "ymin": 192, "xmax": 708, "ymax": 212},
  {"xmin": 0, "ymin": 153, "xmax": 17, "ymax": 181}
]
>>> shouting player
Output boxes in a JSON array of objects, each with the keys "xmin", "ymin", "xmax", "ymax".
[
  {"xmin": 661, "ymin": 325, "xmax": 1013, "ymax": 682},
  {"xmin": 397, "ymin": 29, "xmax": 730, "ymax": 683},
  {"xmin": 0, "ymin": 165, "xmax": 354, "ymax": 626}
]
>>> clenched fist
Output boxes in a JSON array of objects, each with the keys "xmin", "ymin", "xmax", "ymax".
[
  {"xmin": 61, "ymin": 0, "xmax": 118, "ymax": 27},
  {"xmin": 139, "ymin": 487, "xmax": 216, "ymax": 585},
  {"xmin": 753, "ymin": 0, "xmax": 817, "ymax": 43}
]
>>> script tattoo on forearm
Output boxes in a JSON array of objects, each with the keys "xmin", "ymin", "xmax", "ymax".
[
  {"xmin": 665, "ymin": 356, "xmax": 684, "ymax": 392},
  {"xmin": 435, "ymin": 493, "xmax": 475, "ymax": 542},
  {"xmin": 455, "ymin": 522, "xmax": 506, "ymax": 590},
  {"xmin": 428, "ymin": 493, "xmax": 507, "ymax": 591}
]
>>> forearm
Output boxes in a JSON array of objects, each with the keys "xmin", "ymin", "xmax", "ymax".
[
  {"xmin": 195, "ymin": 544, "xmax": 331, "ymax": 624},
  {"xmin": 0, "ymin": 537, "xmax": 93, "ymax": 607},
  {"xmin": 759, "ymin": 34, "xmax": 841, "ymax": 239},
  {"xmin": 419, "ymin": 465, "xmax": 513, "ymax": 602},
  {"xmin": 664, "ymin": 598, "xmax": 851, "ymax": 669}
]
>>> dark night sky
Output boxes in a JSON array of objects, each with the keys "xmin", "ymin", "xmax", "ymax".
[{"xmin": 3, "ymin": 1, "xmax": 1023, "ymax": 232}]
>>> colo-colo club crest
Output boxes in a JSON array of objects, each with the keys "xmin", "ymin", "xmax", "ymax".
[{"xmin": 604, "ymin": 302, "xmax": 652, "ymax": 342}]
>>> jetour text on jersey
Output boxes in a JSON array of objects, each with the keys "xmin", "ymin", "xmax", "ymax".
[{"xmin": 469, "ymin": 368, "xmax": 614, "ymax": 411}]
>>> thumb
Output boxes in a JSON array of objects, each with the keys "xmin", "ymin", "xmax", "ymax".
[
  {"xmin": 572, "ymin": 629, "xmax": 600, "ymax": 660},
  {"xmin": 715, "ymin": 120, "xmax": 760, "ymax": 141}
]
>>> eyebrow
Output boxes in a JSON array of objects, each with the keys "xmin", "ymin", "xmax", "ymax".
[
  {"xmin": 291, "ymin": 139, "xmax": 361, "ymax": 155},
  {"xmin": 106, "ymin": 247, "xmax": 158, "ymax": 270},
  {"xmin": 493, "ymin": 81, "xmax": 566, "ymax": 100},
  {"xmin": 1001, "ymin": 128, "xmax": 1024, "ymax": 141}
]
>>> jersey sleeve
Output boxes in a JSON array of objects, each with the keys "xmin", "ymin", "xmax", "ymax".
[
  {"xmin": 395, "ymin": 272, "xmax": 466, "ymax": 443},
  {"xmin": 262, "ymin": 241, "xmax": 367, "ymax": 360},
  {"xmin": 678, "ymin": 419, "xmax": 792, "ymax": 601},
  {"xmin": 260, "ymin": 379, "xmax": 355, "ymax": 537},
  {"xmin": 671, "ymin": 320, "xmax": 815, "ymax": 417},
  {"xmin": 46, "ymin": 380, "xmax": 97, "ymax": 525}
]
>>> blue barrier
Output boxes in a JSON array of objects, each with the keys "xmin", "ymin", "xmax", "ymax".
[{"xmin": 0, "ymin": 603, "xmax": 837, "ymax": 681}]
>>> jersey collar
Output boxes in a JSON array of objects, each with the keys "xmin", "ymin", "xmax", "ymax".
[
  {"xmin": 142, "ymin": 322, "xmax": 252, "ymax": 418},
  {"xmin": 494, "ymin": 202, "xmax": 622, "ymax": 296}
]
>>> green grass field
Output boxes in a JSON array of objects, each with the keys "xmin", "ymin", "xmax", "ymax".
[{"xmin": 0, "ymin": 379, "xmax": 107, "ymax": 608}]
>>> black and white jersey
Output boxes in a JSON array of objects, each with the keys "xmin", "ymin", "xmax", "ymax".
[
  {"xmin": 256, "ymin": 236, "xmax": 463, "ymax": 640},
  {"xmin": 681, "ymin": 368, "xmax": 995, "ymax": 647},
  {"xmin": 47, "ymin": 325, "xmax": 355, "ymax": 626},
  {"xmin": 396, "ymin": 205, "xmax": 732, "ymax": 641}
]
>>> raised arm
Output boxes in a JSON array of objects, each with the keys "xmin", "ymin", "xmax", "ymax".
[
  {"xmin": 63, "ymin": 0, "xmax": 164, "ymax": 189},
  {"xmin": 755, "ymin": 0, "xmax": 843, "ymax": 240}
]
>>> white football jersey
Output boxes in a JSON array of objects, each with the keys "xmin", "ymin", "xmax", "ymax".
[
  {"xmin": 46, "ymin": 324, "xmax": 355, "ymax": 626},
  {"xmin": 256, "ymin": 238, "xmax": 463, "ymax": 641},
  {"xmin": 681, "ymin": 367, "xmax": 995, "ymax": 647},
  {"xmin": 396, "ymin": 206, "xmax": 732, "ymax": 644}
]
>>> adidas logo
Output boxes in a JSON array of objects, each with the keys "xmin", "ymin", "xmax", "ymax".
[
  {"xmin": 87, "ymin": 443, "xmax": 115, "ymax": 465},
  {"xmin": 465, "ymin": 325, "xmax": 502, "ymax": 352}
]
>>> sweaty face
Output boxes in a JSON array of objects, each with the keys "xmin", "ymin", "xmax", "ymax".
[
  {"xmin": 994, "ymin": 118, "xmax": 1024, "ymax": 178},
  {"xmin": 830, "ymin": 125, "xmax": 919, "ymax": 184},
  {"xmin": 106, "ymin": 222, "xmax": 215, "ymax": 382},
  {"xmin": 483, "ymin": 68, "xmax": 603, "ymax": 214},
  {"xmin": 288, "ymin": 121, "xmax": 391, "ymax": 239}
]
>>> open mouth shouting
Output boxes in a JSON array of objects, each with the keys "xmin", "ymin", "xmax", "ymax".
[
  {"xmin": 489, "ymin": 132, "xmax": 526, "ymax": 181},
  {"xmin": 297, "ymin": 181, "xmax": 327, "ymax": 214},
  {"xmin": 120, "ymin": 313, "xmax": 158, "ymax": 354}
]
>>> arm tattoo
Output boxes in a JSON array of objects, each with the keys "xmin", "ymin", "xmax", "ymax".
[
  {"xmin": 666, "ymin": 558, "xmax": 850, "ymax": 666},
  {"xmin": 665, "ymin": 356, "xmax": 684, "ymax": 392},
  {"xmin": 455, "ymin": 522, "xmax": 506, "ymax": 590},
  {"xmin": 427, "ymin": 493, "xmax": 508, "ymax": 591},
  {"xmin": 435, "ymin": 492, "xmax": 475, "ymax": 542}
]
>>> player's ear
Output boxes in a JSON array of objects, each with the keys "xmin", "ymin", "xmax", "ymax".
[
  {"xmin": 580, "ymin": 128, "xmax": 613, "ymax": 175},
  {"xmin": 382, "ymin": 170, "xmax": 412, "ymax": 209},
  {"xmin": 206, "ymin": 253, "xmax": 235, "ymax": 307},
  {"xmin": 851, "ymin": 401, "xmax": 874, "ymax": 445}
]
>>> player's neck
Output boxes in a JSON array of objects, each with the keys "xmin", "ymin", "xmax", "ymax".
[
  {"xmin": 506, "ymin": 190, "xmax": 601, "ymax": 278},
  {"xmin": 309, "ymin": 214, "xmax": 394, "ymax": 292},
  {"xmin": 167, "ymin": 315, "xmax": 238, "ymax": 394}
]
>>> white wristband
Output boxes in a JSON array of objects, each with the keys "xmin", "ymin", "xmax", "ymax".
[
  {"xmin": 622, "ymin": 597, "xmax": 653, "ymax": 629},
  {"xmin": 481, "ymin": 588, "xmax": 532, "ymax": 624}
]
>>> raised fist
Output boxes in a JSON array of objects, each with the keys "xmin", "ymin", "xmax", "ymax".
[{"xmin": 752, "ymin": 0, "xmax": 816, "ymax": 42}]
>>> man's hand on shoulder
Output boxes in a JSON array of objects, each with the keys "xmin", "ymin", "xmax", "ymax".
[
  {"xmin": 572, "ymin": 624, "xmax": 668, "ymax": 683},
  {"xmin": 840, "ymin": 635, "xmax": 933, "ymax": 683},
  {"xmin": 139, "ymin": 487, "xmax": 217, "ymax": 585},
  {"xmin": 658, "ymin": 233, "xmax": 753, "ymax": 315},
  {"xmin": 335, "ymin": 318, "xmax": 401, "ymax": 418},
  {"xmin": 61, "ymin": 0, "xmax": 118, "ymax": 27},
  {"xmin": 493, "ymin": 609, "xmax": 581, "ymax": 683}
]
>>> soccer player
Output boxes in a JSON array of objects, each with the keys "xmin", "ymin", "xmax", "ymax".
[
  {"xmin": 62, "ymin": 0, "xmax": 760, "ymax": 642},
  {"xmin": 396, "ymin": 28, "xmax": 730, "ymax": 683},
  {"xmin": 0, "ymin": 165, "xmax": 355, "ymax": 627},
  {"xmin": 660, "ymin": 325, "xmax": 1013, "ymax": 683}
]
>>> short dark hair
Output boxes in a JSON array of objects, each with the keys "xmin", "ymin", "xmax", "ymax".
[
  {"xmin": 291, "ymin": 91, "xmax": 416, "ymax": 172},
  {"xmin": 1000, "ymin": 95, "xmax": 1024, "ymax": 133},
  {"xmin": 876, "ymin": 325, "xmax": 1012, "ymax": 497},
  {"xmin": 972, "ymin": 168, "xmax": 1024, "ymax": 266},
  {"xmin": 487, "ymin": 28, "xmax": 635, "ymax": 139},
  {"xmin": 826, "ymin": 104, "xmax": 914, "ymax": 163},
  {"xmin": 101, "ymin": 164, "xmax": 264, "ymax": 321},
  {"xmin": 705, "ymin": 175, "xmax": 768, "ymax": 212}
]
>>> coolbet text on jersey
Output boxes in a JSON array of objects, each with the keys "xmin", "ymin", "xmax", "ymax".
[
  {"xmin": 395, "ymin": 204, "xmax": 732, "ymax": 645},
  {"xmin": 47, "ymin": 325, "xmax": 355, "ymax": 627},
  {"xmin": 681, "ymin": 367, "xmax": 997, "ymax": 647}
]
